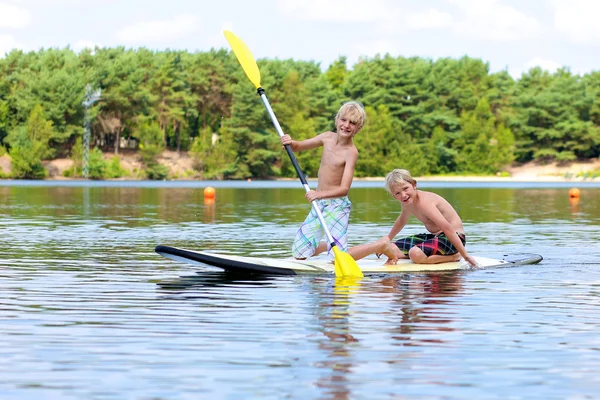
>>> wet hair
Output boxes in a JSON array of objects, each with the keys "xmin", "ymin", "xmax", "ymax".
[
  {"xmin": 335, "ymin": 101, "xmax": 366, "ymax": 132},
  {"xmin": 384, "ymin": 169, "xmax": 417, "ymax": 195}
]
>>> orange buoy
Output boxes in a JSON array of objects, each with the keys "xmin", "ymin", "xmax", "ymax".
[
  {"xmin": 568, "ymin": 188, "xmax": 580, "ymax": 198},
  {"xmin": 204, "ymin": 186, "xmax": 216, "ymax": 199}
]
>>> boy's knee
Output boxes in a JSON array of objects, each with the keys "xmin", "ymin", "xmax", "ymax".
[
  {"xmin": 408, "ymin": 247, "xmax": 427, "ymax": 263},
  {"xmin": 292, "ymin": 247, "xmax": 314, "ymax": 259}
]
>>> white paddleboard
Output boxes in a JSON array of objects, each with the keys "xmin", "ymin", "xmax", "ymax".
[{"xmin": 155, "ymin": 245, "xmax": 543, "ymax": 275}]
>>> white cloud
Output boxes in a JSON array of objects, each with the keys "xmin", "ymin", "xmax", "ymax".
[
  {"xmin": 277, "ymin": 0, "xmax": 401, "ymax": 22},
  {"xmin": 447, "ymin": 0, "xmax": 542, "ymax": 41},
  {"xmin": 525, "ymin": 57, "xmax": 561, "ymax": 72},
  {"xmin": 295, "ymin": 0, "xmax": 543, "ymax": 42},
  {"xmin": 0, "ymin": 34, "xmax": 19, "ymax": 55},
  {"xmin": 116, "ymin": 14, "xmax": 200, "ymax": 45},
  {"xmin": 0, "ymin": 2, "xmax": 32, "ymax": 28},
  {"xmin": 405, "ymin": 8, "xmax": 454, "ymax": 31},
  {"xmin": 554, "ymin": 0, "xmax": 600, "ymax": 44}
]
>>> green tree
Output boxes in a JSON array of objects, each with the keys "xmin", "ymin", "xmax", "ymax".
[
  {"xmin": 137, "ymin": 121, "xmax": 168, "ymax": 179},
  {"xmin": 354, "ymin": 105, "xmax": 394, "ymax": 177},
  {"xmin": 5, "ymin": 49, "xmax": 86, "ymax": 155},
  {"xmin": 422, "ymin": 126, "xmax": 458, "ymax": 174},
  {"xmin": 87, "ymin": 147, "xmax": 107, "ymax": 179},
  {"xmin": 94, "ymin": 47, "xmax": 155, "ymax": 154},
  {"xmin": 4, "ymin": 105, "xmax": 56, "ymax": 178},
  {"xmin": 191, "ymin": 124, "xmax": 244, "ymax": 179},
  {"xmin": 64, "ymin": 137, "xmax": 83, "ymax": 177},
  {"xmin": 509, "ymin": 68, "xmax": 599, "ymax": 162},
  {"xmin": 149, "ymin": 51, "xmax": 194, "ymax": 151},
  {"xmin": 305, "ymin": 74, "xmax": 339, "ymax": 133},
  {"xmin": 185, "ymin": 49, "xmax": 233, "ymax": 146},
  {"xmin": 325, "ymin": 56, "xmax": 348, "ymax": 95},
  {"xmin": 8, "ymin": 140, "xmax": 47, "ymax": 179},
  {"xmin": 279, "ymin": 112, "xmax": 318, "ymax": 178},
  {"xmin": 0, "ymin": 46, "xmax": 598, "ymax": 179},
  {"xmin": 454, "ymin": 98, "xmax": 515, "ymax": 173},
  {"xmin": 0, "ymin": 100, "xmax": 8, "ymax": 145}
]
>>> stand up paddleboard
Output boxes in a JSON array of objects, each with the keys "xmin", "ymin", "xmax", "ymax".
[{"xmin": 155, "ymin": 245, "xmax": 543, "ymax": 276}]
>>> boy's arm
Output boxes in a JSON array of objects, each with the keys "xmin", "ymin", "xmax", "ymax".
[
  {"xmin": 281, "ymin": 132, "xmax": 325, "ymax": 152},
  {"xmin": 420, "ymin": 203, "xmax": 477, "ymax": 266},
  {"xmin": 387, "ymin": 211, "xmax": 409, "ymax": 240}
]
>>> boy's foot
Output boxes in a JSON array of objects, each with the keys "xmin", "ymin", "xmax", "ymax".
[{"xmin": 380, "ymin": 237, "xmax": 403, "ymax": 265}]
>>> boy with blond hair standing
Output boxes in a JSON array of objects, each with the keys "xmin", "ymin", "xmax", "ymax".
[{"xmin": 280, "ymin": 101, "xmax": 366, "ymax": 259}]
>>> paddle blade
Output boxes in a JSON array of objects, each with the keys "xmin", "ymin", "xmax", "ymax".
[
  {"xmin": 223, "ymin": 30, "xmax": 262, "ymax": 89},
  {"xmin": 332, "ymin": 246, "xmax": 364, "ymax": 278}
]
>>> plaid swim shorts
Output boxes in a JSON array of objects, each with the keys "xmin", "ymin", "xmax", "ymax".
[
  {"xmin": 292, "ymin": 196, "xmax": 352, "ymax": 259},
  {"xmin": 394, "ymin": 232, "xmax": 466, "ymax": 257}
]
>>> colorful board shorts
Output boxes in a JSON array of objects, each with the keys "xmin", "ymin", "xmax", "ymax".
[
  {"xmin": 394, "ymin": 232, "xmax": 466, "ymax": 257},
  {"xmin": 292, "ymin": 196, "xmax": 352, "ymax": 259}
]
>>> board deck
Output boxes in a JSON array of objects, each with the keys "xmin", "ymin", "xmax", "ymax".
[{"xmin": 155, "ymin": 245, "xmax": 543, "ymax": 275}]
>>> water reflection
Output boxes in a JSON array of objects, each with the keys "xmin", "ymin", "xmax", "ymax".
[
  {"xmin": 380, "ymin": 273, "xmax": 464, "ymax": 346},
  {"xmin": 203, "ymin": 197, "xmax": 216, "ymax": 223},
  {"xmin": 313, "ymin": 277, "xmax": 361, "ymax": 400},
  {"xmin": 308, "ymin": 273, "xmax": 465, "ymax": 398},
  {"xmin": 156, "ymin": 271, "xmax": 275, "ymax": 292},
  {"xmin": 569, "ymin": 197, "xmax": 580, "ymax": 215}
]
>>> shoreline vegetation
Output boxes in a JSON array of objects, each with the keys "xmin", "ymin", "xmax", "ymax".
[
  {"xmin": 1, "ymin": 48, "xmax": 599, "ymax": 184},
  {"xmin": 2, "ymin": 151, "xmax": 599, "ymax": 183}
]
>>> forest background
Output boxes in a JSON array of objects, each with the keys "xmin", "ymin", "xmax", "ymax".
[{"xmin": 0, "ymin": 47, "xmax": 599, "ymax": 180}]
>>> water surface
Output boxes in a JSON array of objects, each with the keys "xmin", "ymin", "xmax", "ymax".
[{"xmin": 1, "ymin": 182, "xmax": 599, "ymax": 399}]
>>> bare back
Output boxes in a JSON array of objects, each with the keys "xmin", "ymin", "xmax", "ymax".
[
  {"xmin": 406, "ymin": 191, "xmax": 465, "ymax": 234},
  {"xmin": 316, "ymin": 131, "xmax": 358, "ymax": 193}
]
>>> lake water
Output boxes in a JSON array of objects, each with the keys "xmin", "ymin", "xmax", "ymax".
[{"xmin": 1, "ymin": 181, "xmax": 600, "ymax": 399}]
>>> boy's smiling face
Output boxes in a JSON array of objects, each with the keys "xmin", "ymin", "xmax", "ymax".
[
  {"xmin": 391, "ymin": 182, "xmax": 417, "ymax": 204},
  {"xmin": 335, "ymin": 114, "xmax": 360, "ymax": 138}
]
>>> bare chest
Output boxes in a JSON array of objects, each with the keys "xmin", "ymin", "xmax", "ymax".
[
  {"xmin": 410, "ymin": 205, "xmax": 442, "ymax": 233},
  {"xmin": 321, "ymin": 146, "xmax": 347, "ymax": 168},
  {"xmin": 413, "ymin": 209, "xmax": 435, "ymax": 227}
]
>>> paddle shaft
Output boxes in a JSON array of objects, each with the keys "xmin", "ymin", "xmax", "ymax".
[{"xmin": 257, "ymin": 87, "xmax": 337, "ymax": 248}]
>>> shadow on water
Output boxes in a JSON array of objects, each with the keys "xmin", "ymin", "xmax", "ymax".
[{"xmin": 155, "ymin": 271, "xmax": 279, "ymax": 291}]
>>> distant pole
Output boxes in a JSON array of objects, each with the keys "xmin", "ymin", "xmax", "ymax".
[{"xmin": 82, "ymin": 84, "xmax": 101, "ymax": 179}]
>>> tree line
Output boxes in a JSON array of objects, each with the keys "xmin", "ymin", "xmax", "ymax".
[{"xmin": 0, "ymin": 47, "xmax": 598, "ymax": 179}]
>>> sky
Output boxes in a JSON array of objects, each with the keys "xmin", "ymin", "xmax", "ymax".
[{"xmin": 0, "ymin": 0, "xmax": 599, "ymax": 78}]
